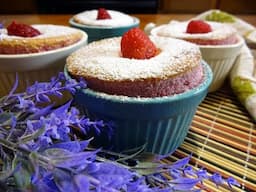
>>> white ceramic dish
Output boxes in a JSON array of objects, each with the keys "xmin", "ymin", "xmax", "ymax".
[
  {"xmin": 199, "ymin": 35, "xmax": 244, "ymax": 92},
  {"xmin": 0, "ymin": 30, "xmax": 88, "ymax": 96},
  {"xmin": 0, "ymin": 31, "xmax": 88, "ymax": 72},
  {"xmin": 151, "ymin": 25, "xmax": 244, "ymax": 92}
]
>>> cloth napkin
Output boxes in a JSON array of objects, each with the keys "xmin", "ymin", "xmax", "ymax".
[{"xmin": 196, "ymin": 9, "xmax": 256, "ymax": 121}]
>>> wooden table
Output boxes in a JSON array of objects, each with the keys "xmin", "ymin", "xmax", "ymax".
[{"xmin": 0, "ymin": 14, "xmax": 255, "ymax": 192}]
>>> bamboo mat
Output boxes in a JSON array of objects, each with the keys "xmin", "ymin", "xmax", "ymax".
[{"xmin": 164, "ymin": 85, "xmax": 256, "ymax": 192}]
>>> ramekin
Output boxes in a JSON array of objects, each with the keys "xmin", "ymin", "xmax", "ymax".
[
  {"xmin": 69, "ymin": 17, "xmax": 140, "ymax": 43},
  {"xmin": 0, "ymin": 31, "xmax": 87, "ymax": 96},
  {"xmin": 64, "ymin": 61, "xmax": 212, "ymax": 155},
  {"xmin": 199, "ymin": 35, "xmax": 244, "ymax": 91}
]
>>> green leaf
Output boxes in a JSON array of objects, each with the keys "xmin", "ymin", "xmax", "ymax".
[
  {"xmin": 12, "ymin": 155, "xmax": 33, "ymax": 190},
  {"xmin": 0, "ymin": 112, "xmax": 13, "ymax": 124},
  {"xmin": 43, "ymin": 148, "xmax": 72, "ymax": 158},
  {"xmin": 131, "ymin": 161, "xmax": 160, "ymax": 175},
  {"xmin": 18, "ymin": 127, "xmax": 45, "ymax": 144},
  {"xmin": 0, "ymin": 169, "xmax": 16, "ymax": 180},
  {"xmin": 116, "ymin": 143, "xmax": 147, "ymax": 162}
]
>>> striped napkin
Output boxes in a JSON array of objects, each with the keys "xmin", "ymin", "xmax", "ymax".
[{"xmin": 196, "ymin": 9, "xmax": 256, "ymax": 121}]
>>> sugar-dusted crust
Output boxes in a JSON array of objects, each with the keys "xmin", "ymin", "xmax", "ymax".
[
  {"xmin": 151, "ymin": 21, "xmax": 238, "ymax": 45},
  {"xmin": 67, "ymin": 36, "xmax": 203, "ymax": 97},
  {"xmin": 73, "ymin": 9, "xmax": 135, "ymax": 27},
  {"xmin": 0, "ymin": 25, "xmax": 84, "ymax": 54}
]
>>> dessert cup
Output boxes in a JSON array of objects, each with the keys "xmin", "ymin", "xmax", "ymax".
[
  {"xmin": 69, "ymin": 17, "xmax": 139, "ymax": 43},
  {"xmin": 151, "ymin": 24, "xmax": 244, "ymax": 92},
  {"xmin": 64, "ymin": 61, "xmax": 212, "ymax": 155},
  {"xmin": 199, "ymin": 35, "xmax": 244, "ymax": 91},
  {"xmin": 0, "ymin": 31, "xmax": 87, "ymax": 96}
]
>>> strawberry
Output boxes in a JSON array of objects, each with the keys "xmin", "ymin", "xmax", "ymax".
[
  {"xmin": 7, "ymin": 21, "xmax": 41, "ymax": 37},
  {"xmin": 186, "ymin": 20, "xmax": 212, "ymax": 34},
  {"xmin": 121, "ymin": 28, "xmax": 157, "ymax": 59},
  {"xmin": 97, "ymin": 8, "xmax": 111, "ymax": 20}
]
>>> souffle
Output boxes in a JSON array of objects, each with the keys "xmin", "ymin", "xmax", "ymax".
[
  {"xmin": 66, "ymin": 28, "xmax": 204, "ymax": 97},
  {"xmin": 151, "ymin": 20, "xmax": 238, "ymax": 45},
  {"xmin": 72, "ymin": 9, "xmax": 135, "ymax": 27},
  {"xmin": 0, "ymin": 22, "xmax": 85, "ymax": 54}
]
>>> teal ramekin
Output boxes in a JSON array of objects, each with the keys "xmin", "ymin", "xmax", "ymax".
[
  {"xmin": 64, "ymin": 62, "xmax": 212, "ymax": 155},
  {"xmin": 69, "ymin": 17, "xmax": 140, "ymax": 43}
]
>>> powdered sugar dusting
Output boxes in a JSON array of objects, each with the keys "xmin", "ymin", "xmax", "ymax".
[
  {"xmin": 67, "ymin": 36, "xmax": 201, "ymax": 81},
  {"xmin": 151, "ymin": 21, "xmax": 237, "ymax": 41},
  {"xmin": 73, "ymin": 10, "xmax": 134, "ymax": 27},
  {"xmin": 0, "ymin": 25, "xmax": 82, "ymax": 39}
]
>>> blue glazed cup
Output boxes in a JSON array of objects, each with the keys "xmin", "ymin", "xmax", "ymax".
[
  {"xmin": 65, "ymin": 62, "xmax": 212, "ymax": 155},
  {"xmin": 69, "ymin": 17, "xmax": 140, "ymax": 43}
]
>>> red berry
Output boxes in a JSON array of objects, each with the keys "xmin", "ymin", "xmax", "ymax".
[
  {"xmin": 97, "ymin": 8, "xmax": 111, "ymax": 20},
  {"xmin": 186, "ymin": 20, "xmax": 212, "ymax": 34},
  {"xmin": 7, "ymin": 21, "xmax": 41, "ymax": 37},
  {"xmin": 121, "ymin": 28, "xmax": 157, "ymax": 60}
]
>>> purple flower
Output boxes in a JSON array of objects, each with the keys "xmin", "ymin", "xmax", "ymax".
[
  {"xmin": 90, "ymin": 162, "xmax": 135, "ymax": 189},
  {"xmin": 85, "ymin": 162, "xmax": 100, "ymax": 174},
  {"xmin": 196, "ymin": 168, "xmax": 209, "ymax": 179},
  {"xmin": 16, "ymin": 95, "xmax": 35, "ymax": 109},
  {"xmin": 169, "ymin": 169, "xmax": 181, "ymax": 179},
  {"xmin": 170, "ymin": 177, "xmax": 200, "ymax": 191},
  {"xmin": 0, "ymin": 72, "xmax": 241, "ymax": 192},
  {"xmin": 183, "ymin": 166, "xmax": 195, "ymax": 176},
  {"xmin": 5, "ymin": 73, "xmax": 19, "ymax": 101},
  {"xmin": 53, "ymin": 169, "xmax": 78, "ymax": 192},
  {"xmin": 31, "ymin": 171, "xmax": 58, "ymax": 192},
  {"xmin": 227, "ymin": 177, "xmax": 240, "ymax": 188},
  {"xmin": 210, "ymin": 173, "xmax": 224, "ymax": 186},
  {"xmin": 74, "ymin": 174, "xmax": 89, "ymax": 191}
]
